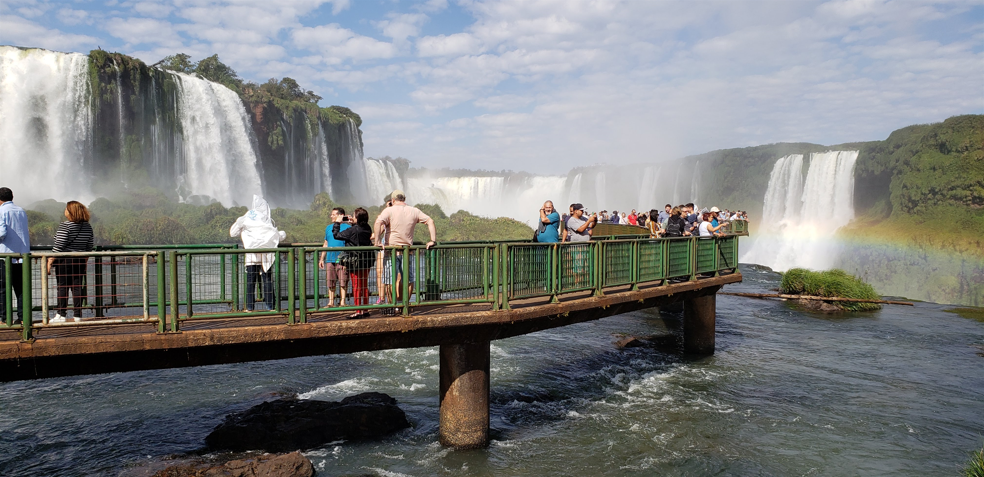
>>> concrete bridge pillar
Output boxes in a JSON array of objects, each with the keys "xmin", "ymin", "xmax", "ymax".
[
  {"xmin": 439, "ymin": 341, "xmax": 490, "ymax": 448},
  {"xmin": 684, "ymin": 292, "xmax": 716, "ymax": 355}
]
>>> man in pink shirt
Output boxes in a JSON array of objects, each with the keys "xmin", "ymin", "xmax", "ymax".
[{"xmin": 373, "ymin": 189, "xmax": 437, "ymax": 309}]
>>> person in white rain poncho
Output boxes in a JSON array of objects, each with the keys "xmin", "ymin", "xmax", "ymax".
[{"xmin": 230, "ymin": 195, "xmax": 286, "ymax": 311}]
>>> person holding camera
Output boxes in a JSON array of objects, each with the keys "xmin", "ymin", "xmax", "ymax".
[
  {"xmin": 332, "ymin": 207, "xmax": 375, "ymax": 318},
  {"xmin": 319, "ymin": 207, "xmax": 350, "ymax": 307},
  {"xmin": 565, "ymin": 204, "xmax": 596, "ymax": 242},
  {"xmin": 535, "ymin": 200, "xmax": 561, "ymax": 243}
]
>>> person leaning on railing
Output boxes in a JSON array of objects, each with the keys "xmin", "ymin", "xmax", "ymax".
[
  {"xmin": 46, "ymin": 201, "xmax": 94, "ymax": 323},
  {"xmin": 0, "ymin": 187, "xmax": 30, "ymax": 325},
  {"xmin": 230, "ymin": 195, "xmax": 286, "ymax": 312},
  {"xmin": 699, "ymin": 210, "xmax": 727, "ymax": 237},
  {"xmin": 333, "ymin": 207, "xmax": 375, "ymax": 319},
  {"xmin": 646, "ymin": 209, "xmax": 662, "ymax": 238},
  {"xmin": 373, "ymin": 189, "xmax": 436, "ymax": 316}
]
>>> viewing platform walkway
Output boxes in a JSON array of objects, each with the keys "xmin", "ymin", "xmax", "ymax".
[{"xmin": 1, "ymin": 223, "xmax": 747, "ymax": 448}]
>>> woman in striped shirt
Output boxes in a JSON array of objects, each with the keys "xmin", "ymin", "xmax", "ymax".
[{"xmin": 46, "ymin": 201, "xmax": 94, "ymax": 323}]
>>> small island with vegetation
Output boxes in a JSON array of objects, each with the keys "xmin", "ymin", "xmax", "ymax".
[{"xmin": 779, "ymin": 268, "xmax": 884, "ymax": 312}]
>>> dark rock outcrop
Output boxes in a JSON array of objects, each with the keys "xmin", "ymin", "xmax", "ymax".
[
  {"xmin": 791, "ymin": 298, "xmax": 844, "ymax": 313},
  {"xmin": 152, "ymin": 451, "xmax": 314, "ymax": 477},
  {"xmin": 205, "ymin": 392, "xmax": 410, "ymax": 452}
]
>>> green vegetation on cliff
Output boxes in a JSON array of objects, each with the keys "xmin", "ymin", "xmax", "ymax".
[
  {"xmin": 779, "ymin": 268, "xmax": 882, "ymax": 312},
  {"xmin": 26, "ymin": 190, "xmax": 533, "ymax": 247}
]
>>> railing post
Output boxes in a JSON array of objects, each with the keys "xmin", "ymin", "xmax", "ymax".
[
  {"xmin": 3, "ymin": 257, "xmax": 11, "ymax": 326},
  {"xmin": 20, "ymin": 253, "xmax": 32, "ymax": 341},
  {"xmin": 142, "ymin": 253, "xmax": 150, "ymax": 321},
  {"xmin": 169, "ymin": 251, "xmax": 179, "ymax": 332},
  {"xmin": 631, "ymin": 240, "xmax": 639, "ymax": 291},
  {"xmin": 491, "ymin": 245, "xmax": 500, "ymax": 311},
  {"xmin": 185, "ymin": 253, "xmax": 193, "ymax": 319},
  {"xmin": 401, "ymin": 246, "xmax": 411, "ymax": 316},
  {"xmin": 312, "ymin": 249, "xmax": 321, "ymax": 311},
  {"xmin": 550, "ymin": 244, "xmax": 559, "ymax": 304},
  {"xmin": 291, "ymin": 248, "xmax": 300, "ymax": 325},
  {"xmin": 231, "ymin": 253, "xmax": 240, "ymax": 312},
  {"xmin": 94, "ymin": 256, "xmax": 104, "ymax": 317},
  {"xmin": 157, "ymin": 251, "xmax": 166, "ymax": 332},
  {"xmin": 689, "ymin": 237, "xmax": 697, "ymax": 281},
  {"xmin": 40, "ymin": 255, "xmax": 49, "ymax": 324},
  {"xmin": 593, "ymin": 241, "xmax": 603, "ymax": 297},
  {"xmin": 219, "ymin": 253, "xmax": 226, "ymax": 302},
  {"xmin": 273, "ymin": 252, "xmax": 281, "ymax": 312},
  {"xmin": 110, "ymin": 259, "xmax": 119, "ymax": 306},
  {"xmin": 501, "ymin": 244, "xmax": 510, "ymax": 310}
]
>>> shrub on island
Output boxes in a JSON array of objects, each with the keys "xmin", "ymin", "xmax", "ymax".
[{"xmin": 779, "ymin": 268, "xmax": 882, "ymax": 312}]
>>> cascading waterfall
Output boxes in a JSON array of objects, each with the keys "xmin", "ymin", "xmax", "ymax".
[
  {"xmin": 364, "ymin": 158, "xmax": 404, "ymax": 203},
  {"xmin": 741, "ymin": 151, "xmax": 859, "ymax": 271},
  {"xmin": 172, "ymin": 72, "xmax": 263, "ymax": 206},
  {"xmin": 0, "ymin": 47, "xmax": 93, "ymax": 204},
  {"xmin": 315, "ymin": 123, "xmax": 333, "ymax": 201},
  {"xmin": 567, "ymin": 173, "xmax": 583, "ymax": 207},
  {"xmin": 690, "ymin": 160, "xmax": 701, "ymax": 206}
]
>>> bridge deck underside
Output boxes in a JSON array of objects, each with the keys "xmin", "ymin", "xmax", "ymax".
[{"xmin": 0, "ymin": 273, "xmax": 740, "ymax": 381}]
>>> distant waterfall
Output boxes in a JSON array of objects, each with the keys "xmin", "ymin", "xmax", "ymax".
[
  {"xmin": 364, "ymin": 158, "xmax": 404, "ymax": 204},
  {"xmin": 172, "ymin": 72, "xmax": 263, "ymax": 206},
  {"xmin": 741, "ymin": 151, "xmax": 859, "ymax": 271},
  {"xmin": 0, "ymin": 47, "xmax": 93, "ymax": 204}
]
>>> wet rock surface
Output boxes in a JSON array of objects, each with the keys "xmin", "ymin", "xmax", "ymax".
[
  {"xmin": 151, "ymin": 451, "xmax": 314, "ymax": 477},
  {"xmin": 205, "ymin": 392, "xmax": 411, "ymax": 452},
  {"xmin": 791, "ymin": 298, "xmax": 844, "ymax": 313}
]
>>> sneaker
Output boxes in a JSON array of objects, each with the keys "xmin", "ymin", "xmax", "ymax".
[{"xmin": 50, "ymin": 314, "xmax": 66, "ymax": 323}]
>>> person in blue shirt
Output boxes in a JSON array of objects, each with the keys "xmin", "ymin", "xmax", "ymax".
[
  {"xmin": 535, "ymin": 201, "xmax": 561, "ymax": 242},
  {"xmin": 318, "ymin": 207, "xmax": 351, "ymax": 307},
  {"xmin": 0, "ymin": 187, "xmax": 30, "ymax": 325}
]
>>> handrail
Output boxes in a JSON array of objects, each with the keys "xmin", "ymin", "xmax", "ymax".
[{"xmin": 0, "ymin": 232, "xmax": 744, "ymax": 338}]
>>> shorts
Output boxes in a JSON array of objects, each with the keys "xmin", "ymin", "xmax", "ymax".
[
  {"xmin": 325, "ymin": 262, "xmax": 349, "ymax": 289},
  {"xmin": 382, "ymin": 251, "xmax": 415, "ymax": 285}
]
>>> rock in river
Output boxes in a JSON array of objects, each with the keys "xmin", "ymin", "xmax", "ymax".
[
  {"xmin": 152, "ymin": 451, "xmax": 314, "ymax": 477},
  {"xmin": 205, "ymin": 392, "xmax": 411, "ymax": 452}
]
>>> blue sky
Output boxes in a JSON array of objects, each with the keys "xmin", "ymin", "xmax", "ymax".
[{"xmin": 2, "ymin": 0, "xmax": 982, "ymax": 173}]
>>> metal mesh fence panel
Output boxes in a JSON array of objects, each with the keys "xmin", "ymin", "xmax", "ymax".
[
  {"xmin": 508, "ymin": 244, "xmax": 550, "ymax": 299},
  {"xmin": 603, "ymin": 241, "xmax": 633, "ymax": 287},
  {"xmin": 558, "ymin": 242, "xmax": 593, "ymax": 292},
  {"xmin": 696, "ymin": 239, "xmax": 717, "ymax": 274},
  {"xmin": 421, "ymin": 246, "xmax": 490, "ymax": 303},
  {"xmin": 637, "ymin": 240, "xmax": 665, "ymax": 283},
  {"xmin": 717, "ymin": 237, "xmax": 737, "ymax": 271},
  {"xmin": 666, "ymin": 239, "xmax": 692, "ymax": 278}
]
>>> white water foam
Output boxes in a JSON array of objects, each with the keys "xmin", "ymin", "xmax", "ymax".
[
  {"xmin": 741, "ymin": 151, "xmax": 858, "ymax": 271},
  {"xmin": 0, "ymin": 47, "xmax": 93, "ymax": 204},
  {"xmin": 172, "ymin": 72, "xmax": 263, "ymax": 207}
]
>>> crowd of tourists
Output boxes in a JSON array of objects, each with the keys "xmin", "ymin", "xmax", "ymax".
[
  {"xmin": 1, "ymin": 183, "xmax": 747, "ymax": 323},
  {"xmin": 534, "ymin": 201, "xmax": 747, "ymax": 243}
]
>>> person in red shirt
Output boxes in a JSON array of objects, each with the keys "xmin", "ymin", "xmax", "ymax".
[{"xmin": 627, "ymin": 209, "xmax": 638, "ymax": 226}]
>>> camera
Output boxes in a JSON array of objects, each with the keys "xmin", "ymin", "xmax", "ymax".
[{"xmin": 342, "ymin": 216, "xmax": 349, "ymax": 222}]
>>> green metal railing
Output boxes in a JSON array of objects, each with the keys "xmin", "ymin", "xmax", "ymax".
[{"xmin": 1, "ymin": 233, "xmax": 742, "ymax": 339}]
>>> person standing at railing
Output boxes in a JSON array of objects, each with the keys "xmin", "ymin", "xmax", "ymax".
[
  {"xmin": 566, "ymin": 204, "xmax": 596, "ymax": 242},
  {"xmin": 230, "ymin": 195, "xmax": 286, "ymax": 312},
  {"xmin": 373, "ymin": 189, "xmax": 436, "ymax": 315},
  {"xmin": 375, "ymin": 194, "xmax": 394, "ymax": 307},
  {"xmin": 0, "ymin": 187, "xmax": 29, "ymax": 325},
  {"xmin": 657, "ymin": 204, "xmax": 671, "ymax": 229},
  {"xmin": 45, "ymin": 201, "xmax": 94, "ymax": 323},
  {"xmin": 646, "ymin": 209, "xmax": 662, "ymax": 238},
  {"xmin": 333, "ymin": 207, "xmax": 375, "ymax": 319},
  {"xmin": 318, "ymin": 207, "xmax": 350, "ymax": 308},
  {"xmin": 663, "ymin": 207, "xmax": 691, "ymax": 237},
  {"xmin": 535, "ymin": 201, "xmax": 561, "ymax": 243},
  {"xmin": 699, "ymin": 211, "xmax": 727, "ymax": 237},
  {"xmin": 627, "ymin": 209, "xmax": 638, "ymax": 226}
]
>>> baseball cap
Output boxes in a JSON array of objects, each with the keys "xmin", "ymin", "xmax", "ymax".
[
  {"xmin": 391, "ymin": 189, "xmax": 405, "ymax": 199},
  {"xmin": 710, "ymin": 206, "xmax": 720, "ymax": 213},
  {"xmin": 572, "ymin": 203, "xmax": 585, "ymax": 211}
]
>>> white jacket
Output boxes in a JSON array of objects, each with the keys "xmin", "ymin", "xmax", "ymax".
[{"xmin": 230, "ymin": 195, "xmax": 286, "ymax": 272}]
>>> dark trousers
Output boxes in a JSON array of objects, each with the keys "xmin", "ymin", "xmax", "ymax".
[
  {"xmin": 246, "ymin": 265, "xmax": 275, "ymax": 311},
  {"xmin": 55, "ymin": 258, "xmax": 88, "ymax": 316},
  {"xmin": 0, "ymin": 261, "xmax": 24, "ymax": 323}
]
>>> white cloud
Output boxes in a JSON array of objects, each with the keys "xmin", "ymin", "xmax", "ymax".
[
  {"xmin": 416, "ymin": 33, "xmax": 482, "ymax": 57},
  {"xmin": 374, "ymin": 13, "xmax": 427, "ymax": 43},
  {"xmin": 292, "ymin": 24, "xmax": 397, "ymax": 61},
  {"xmin": 132, "ymin": 1, "xmax": 173, "ymax": 18},
  {"xmin": 0, "ymin": 15, "xmax": 100, "ymax": 51}
]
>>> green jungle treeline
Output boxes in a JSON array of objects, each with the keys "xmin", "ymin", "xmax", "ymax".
[{"xmin": 25, "ymin": 190, "xmax": 534, "ymax": 247}]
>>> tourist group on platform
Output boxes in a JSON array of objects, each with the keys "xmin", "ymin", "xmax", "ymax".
[
  {"xmin": 1, "ymin": 184, "xmax": 744, "ymax": 323},
  {"xmin": 534, "ymin": 201, "xmax": 748, "ymax": 243}
]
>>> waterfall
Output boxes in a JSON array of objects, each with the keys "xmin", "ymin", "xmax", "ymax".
[
  {"xmin": 567, "ymin": 173, "xmax": 583, "ymax": 207},
  {"xmin": 593, "ymin": 173, "xmax": 607, "ymax": 211},
  {"xmin": 0, "ymin": 47, "xmax": 93, "ymax": 205},
  {"xmin": 172, "ymin": 72, "xmax": 263, "ymax": 206},
  {"xmin": 690, "ymin": 160, "xmax": 701, "ymax": 206},
  {"xmin": 364, "ymin": 158, "xmax": 403, "ymax": 204},
  {"xmin": 315, "ymin": 123, "xmax": 333, "ymax": 201},
  {"xmin": 741, "ymin": 151, "xmax": 859, "ymax": 271}
]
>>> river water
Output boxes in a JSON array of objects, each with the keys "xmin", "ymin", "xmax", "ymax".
[{"xmin": 0, "ymin": 264, "xmax": 981, "ymax": 476}]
